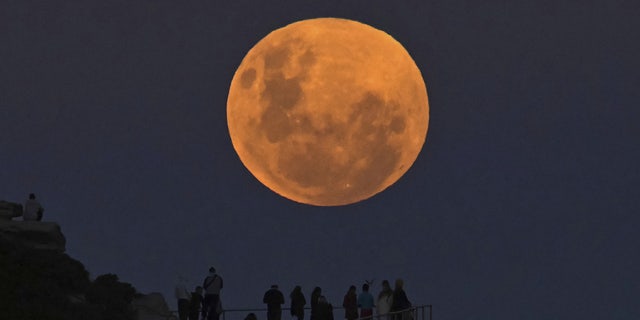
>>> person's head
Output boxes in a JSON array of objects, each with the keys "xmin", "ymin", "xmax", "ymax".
[
  {"xmin": 318, "ymin": 295, "xmax": 327, "ymax": 304},
  {"xmin": 313, "ymin": 287, "xmax": 322, "ymax": 295},
  {"xmin": 291, "ymin": 286, "xmax": 301, "ymax": 297},
  {"xmin": 395, "ymin": 279, "xmax": 404, "ymax": 290},
  {"xmin": 209, "ymin": 266, "xmax": 216, "ymax": 273},
  {"xmin": 348, "ymin": 285, "xmax": 356, "ymax": 293},
  {"xmin": 382, "ymin": 280, "xmax": 390, "ymax": 290},
  {"xmin": 245, "ymin": 313, "xmax": 257, "ymax": 320},
  {"xmin": 362, "ymin": 283, "xmax": 369, "ymax": 292},
  {"xmin": 29, "ymin": 193, "xmax": 36, "ymax": 199},
  {"xmin": 196, "ymin": 286, "xmax": 203, "ymax": 294}
]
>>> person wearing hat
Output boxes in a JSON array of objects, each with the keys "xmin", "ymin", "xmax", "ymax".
[
  {"xmin": 202, "ymin": 267, "xmax": 223, "ymax": 320},
  {"xmin": 263, "ymin": 284, "xmax": 285, "ymax": 320}
]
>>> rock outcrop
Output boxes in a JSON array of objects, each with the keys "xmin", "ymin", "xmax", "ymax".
[
  {"xmin": 133, "ymin": 292, "xmax": 175, "ymax": 320},
  {"xmin": 0, "ymin": 231, "xmax": 91, "ymax": 319},
  {"xmin": 0, "ymin": 200, "xmax": 23, "ymax": 220},
  {"xmin": 0, "ymin": 218, "xmax": 171, "ymax": 320},
  {"xmin": 0, "ymin": 220, "xmax": 66, "ymax": 251}
]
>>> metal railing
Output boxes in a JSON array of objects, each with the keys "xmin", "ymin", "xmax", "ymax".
[{"xmin": 219, "ymin": 305, "xmax": 432, "ymax": 320}]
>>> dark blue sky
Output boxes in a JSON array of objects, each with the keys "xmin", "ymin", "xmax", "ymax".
[{"xmin": 2, "ymin": 1, "xmax": 639, "ymax": 319}]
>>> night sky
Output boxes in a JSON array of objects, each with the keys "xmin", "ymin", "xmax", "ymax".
[{"xmin": 2, "ymin": 1, "xmax": 639, "ymax": 319}]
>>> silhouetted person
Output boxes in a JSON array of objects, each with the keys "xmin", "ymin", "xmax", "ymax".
[
  {"xmin": 23, "ymin": 193, "xmax": 43, "ymax": 221},
  {"xmin": 315, "ymin": 295, "xmax": 334, "ymax": 320},
  {"xmin": 175, "ymin": 277, "xmax": 191, "ymax": 320},
  {"xmin": 245, "ymin": 313, "xmax": 258, "ymax": 320},
  {"xmin": 263, "ymin": 284, "xmax": 285, "ymax": 320},
  {"xmin": 189, "ymin": 286, "xmax": 204, "ymax": 320},
  {"xmin": 390, "ymin": 279, "xmax": 411, "ymax": 320},
  {"xmin": 202, "ymin": 267, "xmax": 223, "ymax": 320},
  {"xmin": 310, "ymin": 287, "xmax": 322, "ymax": 320},
  {"xmin": 290, "ymin": 285, "xmax": 307, "ymax": 320},
  {"xmin": 343, "ymin": 285, "xmax": 358, "ymax": 320},
  {"xmin": 358, "ymin": 283, "xmax": 374, "ymax": 319},
  {"xmin": 377, "ymin": 280, "xmax": 393, "ymax": 320}
]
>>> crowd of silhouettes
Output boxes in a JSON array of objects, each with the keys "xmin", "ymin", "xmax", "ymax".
[
  {"xmin": 260, "ymin": 280, "xmax": 412, "ymax": 320},
  {"xmin": 177, "ymin": 269, "xmax": 413, "ymax": 320}
]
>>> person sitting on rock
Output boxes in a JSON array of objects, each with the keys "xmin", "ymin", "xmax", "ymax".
[{"xmin": 23, "ymin": 193, "xmax": 44, "ymax": 221}]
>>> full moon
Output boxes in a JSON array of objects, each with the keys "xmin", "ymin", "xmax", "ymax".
[{"xmin": 227, "ymin": 18, "xmax": 429, "ymax": 206}]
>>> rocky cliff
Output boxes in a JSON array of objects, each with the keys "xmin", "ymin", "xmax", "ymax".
[
  {"xmin": 133, "ymin": 292, "xmax": 174, "ymax": 320},
  {"xmin": 0, "ymin": 217, "xmax": 171, "ymax": 320},
  {"xmin": 0, "ymin": 200, "xmax": 23, "ymax": 220}
]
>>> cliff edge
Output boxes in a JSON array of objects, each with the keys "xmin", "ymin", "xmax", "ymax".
[
  {"xmin": 0, "ymin": 220, "xmax": 66, "ymax": 251},
  {"xmin": 0, "ymin": 217, "xmax": 170, "ymax": 319}
]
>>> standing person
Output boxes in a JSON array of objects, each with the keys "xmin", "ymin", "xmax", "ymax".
[
  {"xmin": 357, "ymin": 283, "xmax": 374, "ymax": 319},
  {"xmin": 310, "ymin": 287, "xmax": 322, "ymax": 320},
  {"xmin": 290, "ymin": 285, "xmax": 307, "ymax": 320},
  {"xmin": 342, "ymin": 285, "xmax": 358, "ymax": 320},
  {"xmin": 202, "ymin": 267, "xmax": 223, "ymax": 320},
  {"xmin": 376, "ymin": 280, "xmax": 393, "ymax": 320},
  {"xmin": 316, "ymin": 296, "xmax": 334, "ymax": 320},
  {"xmin": 189, "ymin": 286, "xmax": 204, "ymax": 320},
  {"xmin": 390, "ymin": 279, "xmax": 411, "ymax": 320},
  {"xmin": 263, "ymin": 284, "xmax": 285, "ymax": 320},
  {"xmin": 175, "ymin": 277, "xmax": 191, "ymax": 320},
  {"xmin": 23, "ymin": 193, "xmax": 43, "ymax": 221}
]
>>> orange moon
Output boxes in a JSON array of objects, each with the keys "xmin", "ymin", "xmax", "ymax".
[{"xmin": 227, "ymin": 18, "xmax": 429, "ymax": 206}]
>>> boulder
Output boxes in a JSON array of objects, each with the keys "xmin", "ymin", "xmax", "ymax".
[
  {"xmin": 0, "ymin": 220, "xmax": 66, "ymax": 251},
  {"xmin": 133, "ymin": 292, "xmax": 176, "ymax": 320},
  {"xmin": 0, "ymin": 200, "xmax": 23, "ymax": 220}
]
